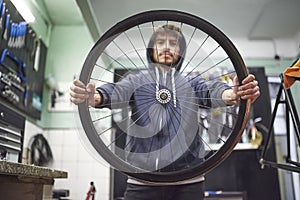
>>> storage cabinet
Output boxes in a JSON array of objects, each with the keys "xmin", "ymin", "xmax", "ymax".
[{"xmin": 0, "ymin": 102, "xmax": 25, "ymax": 163}]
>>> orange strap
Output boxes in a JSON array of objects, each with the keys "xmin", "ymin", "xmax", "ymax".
[{"xmin": 284, "ymin": 58, "xmax": 300, "ymax": 89}]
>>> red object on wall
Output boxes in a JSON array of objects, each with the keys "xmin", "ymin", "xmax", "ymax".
[{"xmin": 86, "ymin": 182, "xmax": 96, "ymax": 200}]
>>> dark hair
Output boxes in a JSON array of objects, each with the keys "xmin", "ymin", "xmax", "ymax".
[{"xmin": 146, "ymin": 24, "xmax": 186, "ymax": 71}]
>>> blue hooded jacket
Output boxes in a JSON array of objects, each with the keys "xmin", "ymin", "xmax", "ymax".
[{"xmin": 96, "ymin": 26, "xmax": 231, "ymax": 172}]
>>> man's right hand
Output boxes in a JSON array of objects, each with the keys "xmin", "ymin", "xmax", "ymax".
[{"xmin": 70, "ymin": 79, "xmax": 101, "ymax": 106}]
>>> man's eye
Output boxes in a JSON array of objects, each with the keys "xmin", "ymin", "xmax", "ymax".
[
  {"xmin": 170, "ymin": 41, "xmax": 177, "ymax": 46},
  {"xmin": 156, "ymin": 40, "xmax": 164, "ymax": 45}
]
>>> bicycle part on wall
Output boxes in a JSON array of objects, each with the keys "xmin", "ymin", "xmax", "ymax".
[
  {"xmin": 77, "ymin": 10, "xmax": 251, "ymax": 182},
  {"xmin": 260, "ymin": 58, "xmax": 300, "ymax": 173},
  {"xmin": 0, "ymin": 0, "xmax": 46, "ymax": 119}
]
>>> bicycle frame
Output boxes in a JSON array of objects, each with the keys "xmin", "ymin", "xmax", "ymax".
[{"xmin": 260, "ymin": 73, "xmax": 300, "ymax": 173}]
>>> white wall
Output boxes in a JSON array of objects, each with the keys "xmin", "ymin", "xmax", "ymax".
[
  {"xmin": 24, "ymin": 121, "xmax": 110, "ymax": 200},
  {"xmin": 22, "ymin": 23, "xmax": 113, "ymax": 200},
  {"xmin": 234, "ymin": 38, "xmax": 299, "ymax": 59}
]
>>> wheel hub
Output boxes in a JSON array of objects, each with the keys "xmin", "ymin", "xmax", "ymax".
[{"xmin": 156, "ymin": 89, "xmax": 171, "ymax": 104}]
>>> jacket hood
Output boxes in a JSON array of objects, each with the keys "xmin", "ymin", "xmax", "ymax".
[{"xmin": 146, "ymin": 25, "xmax": 187, "ymax": 71}]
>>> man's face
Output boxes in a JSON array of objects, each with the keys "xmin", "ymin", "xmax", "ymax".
[{"xmin": 152, "ymin": 33, "xmax": 180, "ymax": 66}]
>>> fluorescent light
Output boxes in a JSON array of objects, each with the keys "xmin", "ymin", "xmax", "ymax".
[{"xmin": 10, "ymin": 0, "xmax": 35, "ymax": 23}]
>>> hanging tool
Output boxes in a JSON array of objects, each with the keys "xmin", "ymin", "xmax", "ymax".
[
  {"xmin": 8, "ymin": 22, "xmax": 16, "ymax": 47},
  {"xmin": 18, "ymin": 22, "xmax": 27, "ymax": 48},
  {"xmin": 3, "ymin": 13, "xmax": 9, "ymax": 40},
  {"xmin": 33, "ymin": 39, "xmax": 41, "ymax": 71},
  {"xmin": 0, "ymin": 48, "xmax": 27, "ymax": 83},
  {"xmin": 0, "ymin": 2, "xmax": 5, "ymax": 29},
  {"xmin": 0, "ymin": 49, "xmax": 29, "ymax": 105},
  {"xmin": 8, "ymin": 22, "xmax": 27, "ymax": 48}
]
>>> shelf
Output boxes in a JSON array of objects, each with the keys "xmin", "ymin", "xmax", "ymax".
[{"xmin": 0, "ymin": 160, "xmax": 67, "ymax": 179}]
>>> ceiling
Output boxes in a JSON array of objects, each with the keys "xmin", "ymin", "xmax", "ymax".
[{"xmin": 42, "ymin": 0, "xmax": 300, "ymax": 42}]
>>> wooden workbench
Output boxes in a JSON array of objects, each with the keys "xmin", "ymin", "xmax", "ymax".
[{"xmin": 0, "ymin": 160, "xmax": 67, "ymax": 200}]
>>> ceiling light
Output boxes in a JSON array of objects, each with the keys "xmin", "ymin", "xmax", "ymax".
[{"xmin": 10, "ymin": 0, "xmax": 35, "ymax": 23}]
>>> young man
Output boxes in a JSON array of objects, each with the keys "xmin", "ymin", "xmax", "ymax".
[{"xmin": 70, "ymin": 24, "xmax": 260, "ymax": 200}]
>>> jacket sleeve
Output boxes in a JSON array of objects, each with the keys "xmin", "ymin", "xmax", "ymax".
[
  {"xmin": 191, "ymin": 76, "xmax": 231, "ymax": 108},
  {"xmin": 208, "ymin": 80, "xmax": 231, "ymax": 107},
  {"xmin": 95, "ymin": 73, "xmax": 137, "ymax": 109}
]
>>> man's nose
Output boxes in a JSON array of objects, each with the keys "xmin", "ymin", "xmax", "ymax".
[{"xmin": 163, "ymin": 41, "xmax": 171, "ymax": 50}]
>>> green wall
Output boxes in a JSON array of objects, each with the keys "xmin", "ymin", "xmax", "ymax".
[
  {"xmin": 37, "ymin": 25, "xmax": 94, "ymax": 128},
  {"xmin": 38, "ymin": 39, "xmax": 298, "ymax": 129},
  {"xmin": 22, "ymin": 0, "xmax": 298, "ymax": 129}
]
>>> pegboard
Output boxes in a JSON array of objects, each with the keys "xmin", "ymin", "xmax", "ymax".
[{"xmin": 0, "ymin": 0, "xmax": 47, "ymax": 119}]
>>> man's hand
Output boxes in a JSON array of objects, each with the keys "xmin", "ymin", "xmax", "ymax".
[
  {"xmin": 223, "ymin": 74, "xmax": 260, "ymax": 105},
  {"xmin": 237, "ymin": 74, "xmax": 260, "ymax": 103},
  {"xmin": 69, "ymin": 79, "xmax": 102, "ymax": 106}
]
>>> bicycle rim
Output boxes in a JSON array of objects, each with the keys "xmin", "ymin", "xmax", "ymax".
[{"xmin": 78, "ymin": 10, "xmax": 251, "ymax": 183}]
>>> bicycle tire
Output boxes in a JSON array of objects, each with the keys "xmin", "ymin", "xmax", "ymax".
[{"xmin": 78, "ymin": 10, "xmax": 251, "ymax": 183}]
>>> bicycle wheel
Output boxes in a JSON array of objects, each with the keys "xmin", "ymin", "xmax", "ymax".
[{"xmin": 78, "ymin": 10, "xmax": 251, "ymax": 183}]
